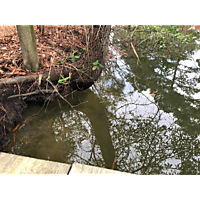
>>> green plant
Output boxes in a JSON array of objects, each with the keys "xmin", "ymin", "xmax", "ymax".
[
  {"xmin": 92, "ymin": 60, "xmax": 104, "ymax": 70},
  {"xmin": 58, "ymin": 74, "xmax": 70, "ymax": 85},
  {"xmin": 52, "ymin": 43, "xmax": 55, "ymax": 46},
  {"xmin": 55, "ymin": 60, "xmax": 66, "ymax": 65},
  {"xmin": 54, "ymin": 49, "xmax": 82, "ymax": 66},
  {"xmin": 46, "ymin": 76, "xmax": 51, "ymax": 81},
  {"xmin": 70, "ymin": 50, "xmax": 80, "ymax": 63}
]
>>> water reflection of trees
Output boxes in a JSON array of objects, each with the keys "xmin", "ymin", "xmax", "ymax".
[
  {"xmin": 89, "ymin": 26, "xmax": 200, "ymax": 174},
  {"xmin": 116, "ymin": 26, "xmax": 200, "ymax": 137},
  {"xmin": 52, "ymin": 110, "xmax": 104, "ymax": 166},
  {"xmin": 49, "ymin": 89, "xmax": 116, "ymax": 169},
  {"xmin": 109, "ymin": 109, "xmax": 200, "ymax": 174}
]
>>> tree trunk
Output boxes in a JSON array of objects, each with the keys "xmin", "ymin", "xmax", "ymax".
[
  {"xmin": 69, "ymin": 25, "xmax": 111, "ymax": 91},
  {"xmin": 17, "ymin": 25, "xmax": 39, "ymax": 72}
]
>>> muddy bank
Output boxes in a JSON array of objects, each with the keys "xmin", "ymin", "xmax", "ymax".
[
  {"xmin": 0, "ymin": 25, "xmax": 111, "ymax": 151},
  {"xmin": 0, "ymin": 87, "xmax": 26, "ymax": 149}
]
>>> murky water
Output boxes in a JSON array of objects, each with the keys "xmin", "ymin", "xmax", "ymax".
[{"xmin": 4, "ymin": 26, "xmax": 200, "ymax": 174}]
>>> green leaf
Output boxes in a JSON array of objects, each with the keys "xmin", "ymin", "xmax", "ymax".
[
  {"xmin": 58, "ymin": 76, "xmax": 70, "ymax": 84},
  {"xmin": 52, "ymin": 43, "xmax": 55, "ymax": 46},
  {"xmin": 93, "ymin": 65, "xmax": 99, "ymax": 70},
  {"xmin": 75, "ymin": 56, "xmax": 80, "ymax": 58},
  {"xmin": 64, "ymin": 77, "xmax": 70, "ymax": 81},
  {"xmin": 93, "ymin": 60, "xmax": 99, "ymax": 65},
  {"xmin": 99, "ymin": 64, "xmax": 104, "ymax": 68},
  {"xmin": 70, "ymin": 55, "xmax": 75, "ymax": 62},
  {"xmin": 46, "ymin": 76, "xmax": 51, "ymax": 81},
  {"xmin": 61, "ymin": 60, "xmax": 66, "ymax": 64},
  {"xmin": 72, "ymin": 50, "xmax": 77, "ymax": 54}
]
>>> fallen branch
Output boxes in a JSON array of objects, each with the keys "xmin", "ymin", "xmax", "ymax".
[
  {"xmin": 7, "ymin": 89, "xmax": 54, "ymax": 99},
  {"xmin": 0, "ymin": 74, "xmax": 39, "ymax": 87},
  {"xmin": 0, "ymin": 67, "xmax": 71, "ymax": 88}
]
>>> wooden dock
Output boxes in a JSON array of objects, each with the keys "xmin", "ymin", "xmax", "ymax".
[{"xmin": 0, "ymin": 152, "xmax": 131, "ymax": 174}]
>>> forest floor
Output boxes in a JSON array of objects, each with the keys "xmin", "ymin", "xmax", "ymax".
[{"xmin": 0, "ymin": 25, "xmax": 86, "ymax": 79}]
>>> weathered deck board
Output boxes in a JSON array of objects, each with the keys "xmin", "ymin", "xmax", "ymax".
[
  {"xmin": 69, "ymin": 163, "xmax": 132, "ymax": 174},
  {"xmin": 0, "ymin": 152, "xmax": 133, "ymax": 174},
  {"xmin": 0, "ymin": 152, "xmax": 70, "ymax": 174}
]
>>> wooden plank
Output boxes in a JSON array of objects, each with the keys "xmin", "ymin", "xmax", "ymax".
[
  {"xmin": 69, "ymin": 163, "xmax": 133, "ymax": 175},
  {"xmin": 0, "ymin": 152, "xmax": 71, "ymax": 174},
  {"xmin": 0, "ymin": 152, "xmax": 134, "ymax": 175}
]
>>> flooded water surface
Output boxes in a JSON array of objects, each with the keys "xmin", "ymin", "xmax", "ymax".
[{"xmin": 4, "ymin": 26, "xmax": 200, "ymax": 174}]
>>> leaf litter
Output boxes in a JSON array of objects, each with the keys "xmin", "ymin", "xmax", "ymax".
[{"xmin": 0, "ymin": 25, "xmax": 86, "ymax": 80}]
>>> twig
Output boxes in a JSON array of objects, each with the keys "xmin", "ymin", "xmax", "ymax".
[
  {"xmin": 12, "ymin": 123, "xmax": 20, "ymax": 132},
  {"xmin": 112, "ymin": 157, "xmax": 116, "ymax": 170},
  {"xmin": 17, "ymin": 97, "xmax": 50, "ymax": 131},
  {"xmin": 46, "ymin": 56, "xmax": 54, "ymax": 92},
  {"xmin": 45, "ymin": 91, "xmax": 55, "ymax": 112},
  {"xmin": 63, "ymin": 89, "xmax": 77, "ymax": 98},
  {"xmin": 136, "ymin": 34, "xmax": 155, "ymax": 47},
  {"xmin": 130, "ymin": 31, "xmax": 157, "ymax": 105},
  {"xmin": 17, "ymin": 82, "xmax": 21, "ymax": 100},
  {"xmin": 56, "ymin": 95, "xmax": 61, "ymax": 109},
  {"xmin": 68, "ymin": 63, "xmax": 85, "ymax": 82},
  {"xmin": 46, "ymin": 81, "xmax": 88, "ymax": 108},
  {"xmin": 84, "ymin": 25, "xmax": 90, "ymax": 60},
  {"xmin": 130, "ymin": 25, "xmax": 138, "ymax": 39},
  {"xmin": 131, "ymin": 42, "xmax": 140, "ymax": 65},
  {"xmin": 27, "ymin": 77, "xmax": 39, "ymax": 92},
  {"xmin": 46, "ymin": 79, "xmax": 74, "ymax": 108},
  {"xmin": 8, "ymin": 89, "xmax": 54, "ymax": 99},
  {"xmin": 0, "ymin": 103, "xmax": 8, "ymax": 113},
  {"xmin": 0, "ymin": 103, "xmax": 12, "ymax": 116},
  {"xmin": 95, "ymin": 25, "xmax": 101, "ymax": 40},
  {"xmin": 74, "ymin": 153, "xmax": 94, "ymax": 166},
  {"xmin": 132, "ymin": 55, "xmax": 157, "ymax": 104},
  {"xmin": 0, "ymin": 114, "xmax": 6, "ymax": 122}
]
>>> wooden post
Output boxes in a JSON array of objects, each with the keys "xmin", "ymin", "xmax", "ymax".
[{"xmin": 16, "ymin": 25, "xmax": 39, "ymax": 72}]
